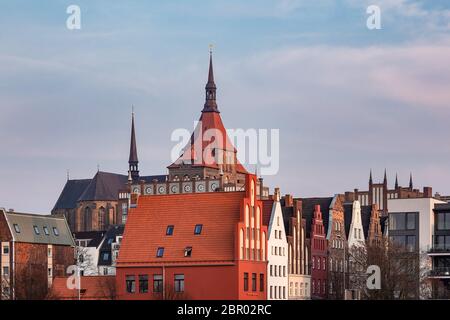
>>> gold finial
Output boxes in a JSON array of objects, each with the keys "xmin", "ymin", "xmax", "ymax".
[{"xmin": 209, "ymin": 43, "xmax": 214, "ymax": 54}]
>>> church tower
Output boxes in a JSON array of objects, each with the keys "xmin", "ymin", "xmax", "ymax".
[
  {"xmin": 167, "ymin": 51, "xmax": 248, "ymax": 187},
  {"xmin": 128, "ymin": 110, "xmax": 139, "ymax": 182}
]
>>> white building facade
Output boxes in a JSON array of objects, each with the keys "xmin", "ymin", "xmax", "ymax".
[{"xmin": 267, "ymin": 190, "xmax": 289, "ymax": 300}]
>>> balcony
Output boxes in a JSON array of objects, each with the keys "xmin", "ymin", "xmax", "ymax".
[
  {"xmin": 428, "ymin": 267, "xmax": 450, "ymax": 278},
  {"xmin": 428, "ymin": 245, "xmax": 450, "ymax": 255}
]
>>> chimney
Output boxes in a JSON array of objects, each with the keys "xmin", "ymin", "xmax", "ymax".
[
  {"xmin": 284, "ymin": 194, "xmax": 293, "ymax": 207},
  {"xmin": 274, "ymin": 188, "xmax": 280, "ymax": 202},
  {"xmin": 344, "ymin": 192, "xmax": 354, "ymax": 202},
  {"xmin": 423, "ymin": 187, "xmax": 432, "ymax": 198}
]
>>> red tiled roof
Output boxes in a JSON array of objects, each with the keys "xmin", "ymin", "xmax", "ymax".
[
  {"xmin": 48, "ymin": 276, "xmax": 116, "ymax": 300},
  {"xmin": 118, "ymin": 192, "xmax": 246, "ymax": 267},
  {"xmin": 168, "ymin": 112, "xmax": 248, "ymax": 174}
]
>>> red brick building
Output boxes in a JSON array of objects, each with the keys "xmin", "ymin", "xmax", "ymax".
[
  {"xmin": 116, "ymin": 174, "xmax": 268, "ymax": 300},
  {"xmin": 0, "ymin": 209, "xmax": 75, "ymax": 300},
  {"xmin": 307, "ymin": 205, "xmax": 328, "ymax": 299}
]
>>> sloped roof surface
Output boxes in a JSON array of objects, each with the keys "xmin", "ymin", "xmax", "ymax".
[
  {"xmin": 118, "ymin": 192, "xmax": 245, "ymax": 266},
  {"xmin": 53, "ymin": 179, "xmax": 91, "ymax": 210},
  {"xmin": 4, "ymin": 211, "xmax": 74, "ymax": 246}
]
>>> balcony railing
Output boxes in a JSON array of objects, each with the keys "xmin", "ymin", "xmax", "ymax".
[
  {"xmin": 428, "ymin": 244, "xmax": 450, "ymax": 254},
  {"xmin": 428, "ymin": 267, "xmax": 450, "ymax": 277}
]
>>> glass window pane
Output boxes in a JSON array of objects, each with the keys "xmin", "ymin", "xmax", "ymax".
[
  {"xmin": 406, "ymin": 213, "xmax": 415, "ymax": 230},
  {"xmin": 446, "ymin": 213, "xmax": 450, "ymax": 230},
  {"xmin": 437, "ymin": 213, "xmax": 445, "ymax": 230}
]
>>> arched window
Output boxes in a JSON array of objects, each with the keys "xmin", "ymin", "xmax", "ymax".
[
  {"xmin": 98, "ymin": 207, "xmax": 106, "ymax": 231},
  {"xmin": 84, "ymin": 207, "xmax": 92, "ymax": 231}
]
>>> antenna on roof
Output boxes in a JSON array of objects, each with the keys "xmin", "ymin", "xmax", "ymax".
[
  {"xmin": 97, "ymin": 164, "xmax": 100, "ymax": 172},
  {"xmin": 67, "ymin": 169, "xmax": 70, "ymax": 181}
]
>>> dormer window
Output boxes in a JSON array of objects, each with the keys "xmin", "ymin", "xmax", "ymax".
[
  {"xmin": 184, "ymin": 247, "xmax": 192, "ymax": 257},
  {"xmin": 13, "ymin": 224, "xmax": 20, "ymax": 233},
  {"xmin": 156, "ymin": 247, "xmax": 164, "ymax": 258},
  {"xmin": 33, "ymin": 225, "xmax": 40, "ymax": 235},
  {"xmin": 43, "ymin": 226, "xmax": 50, "ymax": 236},
  {"xmin": 194, "ymin": 224, "xmax": 203, "ymax": 235},
  {"xmin": 166, "ymin": 225, "xmax": 174, "ymax": 236},
  {"xmin": 53, "ymin": 227, "xmax": 59, "ymax": 236}
]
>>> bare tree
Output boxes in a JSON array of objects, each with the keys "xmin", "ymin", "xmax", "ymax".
[
  {"xmin": 1, "ymin": 274, "xmax": 12, "ymax": 300},
  {"xmin": 347, "ymin": 238, "xmax": 421, "ymax": 300},
  {"xmin": 76, "ymin": 246, "xmax": 98, "ymax": 275}
]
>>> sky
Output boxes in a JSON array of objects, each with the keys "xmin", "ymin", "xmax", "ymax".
[{"xmin": 0, "ymin": 0, "xmax": 450, "ymax": 213}]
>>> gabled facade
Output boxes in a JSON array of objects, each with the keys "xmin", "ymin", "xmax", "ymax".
[
  {"xmin": 0, "ymin": 209, "xmax": 75, "ymax": 300},
  {"xmin": 345, "ymin": 170, "xmax": 433, "ymax": 216},
  {"xmin": 262, "ymin": 188, "xmax": 288, "ymax": 300},
  {"xmin": 344, "ymin": 201, "xmax": 365, "ymax": 248},
  {"xmin": 116, "ymin": 174, "xmax": 267, "ymax": 300},
  {"xmin": 300, "ymin": 195, "xmax": 346, "ymax": 299},
  {"xmin": 281, "ymin": 195, "xmax": 311, "ymax": 300},
  {"xmin": 304, "ymin": 204, "xmax": 328, "ymax": 299}
]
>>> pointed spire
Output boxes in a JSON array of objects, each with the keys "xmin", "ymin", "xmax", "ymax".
[
  {"xmin": 409, "ymin": 172, "xmax": 413, "ymax": 190},
  {"xmin": 395, "ymin": 173, "xmax": 399, "ymax": 189},
  {"xmin": 369, "ymin": 169, "xmax": 373, "ymax": 185},
  {"xmin": 203, "ymin": 46, "xmax": 219, "ymax": 113},
  {"xmin": 384, "ymin": 169, "xmax": 387, "ymax": 184},
  {"xmin": 129, "ymin": 107, "xmax": 139, "ymax": 181}
]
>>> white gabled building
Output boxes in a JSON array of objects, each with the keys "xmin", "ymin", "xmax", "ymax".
[
  {"xmin": 263, "ymin": 188, "xmax": 289, "ymax": 300},
  {"xmin": 344, "ymin": 200, "xmax": 366, "ymax": 248}
]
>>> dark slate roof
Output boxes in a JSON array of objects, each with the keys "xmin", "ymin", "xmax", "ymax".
[
  {"xmin": 78, "ymin": 171, "xmax": 128, "ymax": 202},
  {"xmin": 140, "ymin": 175, "xmax": 168, "ymax": 183},
  {"xmin": 53, "ymin": 179, "xmax": 91, "ymax": 210},
  {"xmin": 98, "ymin": 225, "xmax": 125, "ymax": 266},
  {"xmin": 281, "ymin": 207, "xmax": 294, "ymax": 236},
  {"xmin": 299, "ymin": 197, "xmax": 333, "ymax": 238},
  {"xmin": 3, "ymin": 210, "xmax": 75, "ymax": 246},
  {"xmin": 344, "ymin": 203, "xmax": 353, "ymax": 238},
  {"xmin": 360, "ymin": 206, "xmax": 372, "ymax": 239},
  {"xmin": 73, "ymin": 231, "xmax": 106, "ymax": 248}
]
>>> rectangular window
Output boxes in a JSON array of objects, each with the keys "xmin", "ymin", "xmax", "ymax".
[
  {"xmin": 244, "ymin": 273, "xmax": 249, "ymax": 291},
  {"xmin": 52, "ymin": 227, "xmax": 59, "ymax": 236},
  {"xmin": 48, "ymin": 268, "xmax": 52, "ymax": 277},
  {"xmin": 33, "ymin": 225, "xmax": 40, "ymax": 235},
  {"xmin": 252, "ymin": 273, "xmax": 257, "ymax": 292},
  {"xmin": 270, "ymin": 286, "xmax": 273, "ymax": 299},
  {"xmin": 103, "ymin": 268, "xmax": 109, "ymax": 276},
  {"xmin": 259, "ymin": 274, "xmax": 264, "ymax": 292},
  {"xmin": 194, "ymin": 224, "xmax": 203, "ymax": 235},
  {"xmin": 126, "ymin": 275, "xmax": 136, "ymax": 293},
  {"xmin": 174, "ymin": 274, "xmax": 185, "ymax": 293},
  {"xmin": 390, "ymin": 213, "xmax": 405, "ymax": 230},
  {"xmin": 3, "ymin": 266, "xmax": 9, "ymax": 276},
  {"xmin": 166, "ymin": 225, "xmax": 174, "ymax": 236},
  {"xmin": 43, "ymin": 226, "xmax": 50, "ymax": 236},
  {"xmin": 406, "ymin": 235, "xmax": 416, "ymax": 252},
  {"xmin": 48, "ymin": 247, "xmax": 52, "ymax": 257},
  {"xmin": 406, "ymin": 213, "xmax": 415, "ymax": 230},
  {"xmin": 437, "ymin": 212, "xmax": 450, "ymax": 230},
  {"xmin": 139, "ymin": 275, "xmax": 149, "ymax": 293},
  {"xmin": 13, "ymin": 224, "xmax": 20, "ymax": 233},
  {"xmin": 184, "ymin": 247, "xmax": 192, "ymax": 257},
  {"xmin": 153, "ymin": 275, "xmax": 163, "ymax": 293},
  {"xmin": 156, "ymin": 247, "xmax": 164, "ymax": 258},
  {"xmin": 3, "ymin": 245, "xmax": 9, "ymax": 255}
]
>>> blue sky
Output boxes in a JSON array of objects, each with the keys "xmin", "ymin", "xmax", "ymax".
[{"xmin": 1, "ymin": 0, "xmax": 450, "ymax": 213}]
